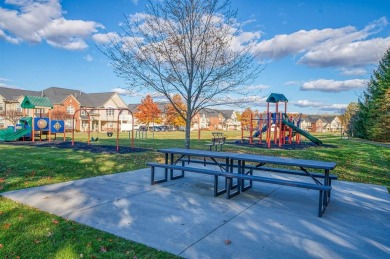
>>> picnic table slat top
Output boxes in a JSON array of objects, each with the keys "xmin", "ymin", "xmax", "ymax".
[{"xmin": 156, "ymin": 148, "xmax": 337, "ymax": 170}]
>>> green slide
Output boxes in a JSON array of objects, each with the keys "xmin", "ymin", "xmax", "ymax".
[
  {"xmin": 282, "ymin": 118, "xmax": 323, "ymax": 145},
  {"xmin": 0, "ymin": 117, "xmax": 32, "ymax": 142}
]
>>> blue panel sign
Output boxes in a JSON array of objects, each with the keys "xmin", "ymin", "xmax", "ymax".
[
  {"xmin": 51, "ymin": 120, "xmax": 65, "ymax": 133},
  {"xmin": 34, "ymin": 118, "xmax": 49, "ymax": 131}
]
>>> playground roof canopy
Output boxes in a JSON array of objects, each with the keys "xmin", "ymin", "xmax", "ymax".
[
  {"xmin": 266, "ymin": 93, "xmax": 288, "ymax": 103},
  {"xmin": 21, "ymin": 95, "xmax": 53, "ymax": 109}
]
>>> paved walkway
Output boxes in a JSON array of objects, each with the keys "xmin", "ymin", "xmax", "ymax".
[{"xmin": 2, "ymin": 167, "xmax": 390, "ymax": 258}]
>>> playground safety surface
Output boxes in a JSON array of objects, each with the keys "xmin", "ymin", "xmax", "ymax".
[
  {"xmin": 0, "ymin": 140, "xmax": 148, "ymax": 154},
  {"xmin": 230, "ymin": 140, "xmax": 338, "ymax": 150}
]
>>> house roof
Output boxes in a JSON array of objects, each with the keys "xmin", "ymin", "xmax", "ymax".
[
  {"xmin": 42, "ymin": 88, "xmax": 118, "ymax": 108},
  {"xmin": 266, "ymin": 93, "xmax": 288, "ymax": 103},
  {"xmin": 0, "ymin": 86, "xmax": 40, "ymax": 101},
  {"xmin": 42, "ymin": 87, "xmax": 85, "ymax": 104},
  {"xmin": 86, "ymin": 92, "xmax": 115, "ymax": 107},
  {"xmin": 321, "ymin": 116, "xmax": 339, "ymax": 123},
  {"xmin": 127, "ymin": 104, "xmax": 139, "ymax": 112},
  {"xmin": 21, "ymin": 95, "xmax": 53, "ymax": 109},
  {"xmin": 200, "ymin": 108, "xmax": 234, "ymax": 119}
]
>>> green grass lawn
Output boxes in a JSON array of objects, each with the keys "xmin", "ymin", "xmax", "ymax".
[{"xmin": 1, "ymin": 131, "xmax": 389, "ymax": 258}]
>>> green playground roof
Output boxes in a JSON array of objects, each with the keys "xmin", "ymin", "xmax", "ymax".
[
  {"xmin": 266, "ymin": 93, "xmax": 288, "ymax": 103},
  {"xmin": 21, "ymin": 95, "xmax": 53, "ymax": 109}
]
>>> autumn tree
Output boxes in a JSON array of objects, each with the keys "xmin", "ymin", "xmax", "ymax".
[
  {"xmin": 240, "ymin": 108, "xmax": 253, "ymax": 130},
  {"xmin": 165, "ymin": 94, "xmax": 186, "ymax": 127},
  {"xmin": 354, "ymin": 48, "xmax": 390, "ymax": 141},
  {"xmin": 135, "ymin": 95, "xmax": 161, "ymax": 129},
  {"xmin": 51, "ymin": 109, "xmax": 72, "ymax": 120},
  {"xmin": 101, "ymin": 0, "xmax": 263, "ymax": 148},
  {"xmin": 341, "ymin": 102, "xmax": 359, "ymax": 137}
]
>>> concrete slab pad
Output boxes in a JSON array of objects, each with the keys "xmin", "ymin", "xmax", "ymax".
[{"xmin": 2, "ymin": 167, "xmax": 389, "ymax": 258}]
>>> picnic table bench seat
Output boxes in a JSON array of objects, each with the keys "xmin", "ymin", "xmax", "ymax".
[
  {"xmin": 146, "ymin": 162, "xmax": 331, "ymax": 216},
  {"xmin": 182, "ymin": 159, "xmax": 337, "ymax": 182}
]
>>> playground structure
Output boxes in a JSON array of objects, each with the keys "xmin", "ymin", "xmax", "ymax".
[
  {"xmin": 0, "ymin": 96, "xmax": 66, "ymax": 142},
  {"xmin": 71, "ymin": 108, "xmax": 135, "ymax": 152},
  {"xmin": 241, "ymin": 93, "xmax": 322, "ymax": 148}
]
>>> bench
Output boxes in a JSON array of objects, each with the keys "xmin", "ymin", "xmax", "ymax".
[
  {"xmin": 185, "ymin": 159, "xmax": 337, "ymax": 182},
  {"xmin": 146, "ymin": 162, "xmax": 331, "ymax": 216},
  {"xmin": 205, "ymin": 133, "xmax": 226, "ymax": 151}
]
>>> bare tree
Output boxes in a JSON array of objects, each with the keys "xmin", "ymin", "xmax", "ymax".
[
  {"xmin": 101, "ymin": 0, "xmax": 263, "ymax": 148},
  {"xmin": 3, "ymin": 109, "xmax": 22, "ymax": 126}
]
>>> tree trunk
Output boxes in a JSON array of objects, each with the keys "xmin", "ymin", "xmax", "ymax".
[{"xmin": 185, "ymin": 116, "xmax": 191, "ymax": 149}]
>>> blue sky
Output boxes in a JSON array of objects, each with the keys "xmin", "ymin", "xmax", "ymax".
[{"xmin": 0, "ymin": 0, "xmax": 389, "ymax": 114}]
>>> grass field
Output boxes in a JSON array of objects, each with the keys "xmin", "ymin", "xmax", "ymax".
[{"xmin": 1, "ymin": 131, "xmax": 389, "ymax": 258}]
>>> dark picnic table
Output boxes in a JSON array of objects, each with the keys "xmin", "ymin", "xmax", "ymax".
[{"xmin": 147, "ymin": 148, "xmax": 337, "ymax": 216}]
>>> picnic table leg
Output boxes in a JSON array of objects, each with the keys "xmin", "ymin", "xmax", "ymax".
[
  {"xmin": 170, "ymin": 153, "xmax": 185, "ymax": 180},
  {"xmin": 150, "ymin": 165, "xmax": 168, "ymax": 185},
  {"xmin": 164, "ymin": 153, "xmax": 169, "ymax": 180},
  {"xmin": 324, "ymin": 169, "xmax": 331, "ymax": 205},
  {"xmin": 318, "ymin": 190, "xmax": 324, "ymax": 217}
]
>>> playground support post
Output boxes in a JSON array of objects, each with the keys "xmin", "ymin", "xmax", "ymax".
[
  {"xmin": 259, "ymin": 113, "xmax": 263, "ymax": 144},
  {"xmin": 266, "ymin": 102, "xmax": 271, "ymax": 148},
  {"xmin": 274, "ymin": 102, "xmax": 279, "ymax": 145},
  {"xmin": 278, "ymin": 112, "xmax": 283, "ymax": 147},
  {"xmin": 249, "ymin": 113, "xmax": 253, "ymax": 144}
]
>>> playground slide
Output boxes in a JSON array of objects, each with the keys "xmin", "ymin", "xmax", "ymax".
[
  {"xmin": 253, "ymin": 124, "xmax": 268, "ymax": 137},
  {"xmin": 0, "ymin": 127, "xmax": 31, "ymax": 141},
  {"xmin": 282, "ymin": 118, "xmax": 323, "ymax": 145},
  {"xmin": 0, "ymin": 128, "xmax": 15, "ymax": 137},
  {"xmin": 0, "ymin": 117, "xmax": 33, "ymax": 142}
]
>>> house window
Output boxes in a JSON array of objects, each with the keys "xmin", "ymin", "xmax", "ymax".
[
  {"xmin": 0, "ymin": 103, "xmax": 4, "ymax": 112},
  {"xmin": 65, "ymin": 119, "xmax": 73, "ymax": 129},
  {"xmin": 81, "ymin": 110, "xmax": 86, "ymax": 116},
  {"xmin": 66, "ymin": 106, "xmax": 75, "ymax": 114},
  {"xmin": 106, "ymin": 107, "xmax": 114, "ymax": 117},
  {"xmin": 16, "ymin": 103, "xmax": 22, "ymax": 113}
]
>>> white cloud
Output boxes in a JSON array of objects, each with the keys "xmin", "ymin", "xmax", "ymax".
[
  {"xmin": 295, "ymin": 100, "xmax": 347, "ymax": 111},
  {"xmin": 0, "ymin": 77, "xmax": 11, "ymax": 82},
  {"xmin": 83, "ymin": 54, "xmax": 93, "ymax": 62},
  {"xmin": 295, "ymin": 100, "xmax": 323, "ymax": 107},
  {"xmin": 285, "ymin": 81, "xmax": 301, "ymax": 86},
  {"xmin": 247, "ymin": 84, "xmax": 269, "ymax": 90},
  {"xmin": 253, "ymin": 27, "xmax": 353, "ymax": 59},
  {"xmin": 299, "ymin": 36, "xmax": 390, "ymax": 67},
  {"xmin": 301, "ymin": 79, "xmax": 368, "ymax": 92},
  {"xmin": 92, "ymin": 32, "xmax": 121, "ymax": 44},
  {"xmin": 253, "ymin": 17, "xmax": 390, "ymax": 68},
  {"xmin": 0, "ymin": 0, "xmax": 103, "ymax": 50},
  {"xmin": 338, "ymin": 67, "xmax": 367, "ymax": 76}
]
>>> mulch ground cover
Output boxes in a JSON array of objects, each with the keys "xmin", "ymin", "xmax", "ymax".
[
  {"xmin": 0, "ymin": 140, "xmax": 149, "ymax": 154},
  {"xmin": 229, "ymin": 140, "xmax": 337, "ymax": 150}
]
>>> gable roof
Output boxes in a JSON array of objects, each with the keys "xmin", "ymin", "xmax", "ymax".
[
  {"xmin": 321, "ymin": 116, "xmax": 339, "ymax": 123},
  {"xmin": 266, "ymin": 93, "xmax": 288, "ymax": 103},
  {"xmin": 0, "ymin": 86, "xmax": 40, "ymax": 101},
  {"xmin": 21, "ymin": 95, "xmax": 53, "ymax": 109},
  {"xmin": 85, "ymin": 92, "xmax": 115, "ymax": 107},
  {"xmin": 200, "ymin": 108, "xmax": 234, "ymax": 119}
]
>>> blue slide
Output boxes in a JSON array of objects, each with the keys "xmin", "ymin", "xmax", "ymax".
[{"xmin": 253, "ymin": 124, "xmax": 268, "ymax": 137}]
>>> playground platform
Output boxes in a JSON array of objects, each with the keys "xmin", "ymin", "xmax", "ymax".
[{"xmin": 2, "ymin": 167, "xmax": 389, "ymax": 258}]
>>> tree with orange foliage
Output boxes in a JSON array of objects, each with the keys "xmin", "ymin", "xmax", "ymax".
[
  {"xmin": 135, "ymin": 95, "xmax": 161, "ymax": 129},
  {"xmin": 240, "ymin": 108, "xmax": 253, "ymax": 130},
  {"xmin": 51, "ymin": 108, "xmax": 72, "ymax": 120},
  {"xmin": 165, "ymin": 94, "xmax": 186, "ymax": 128}
]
